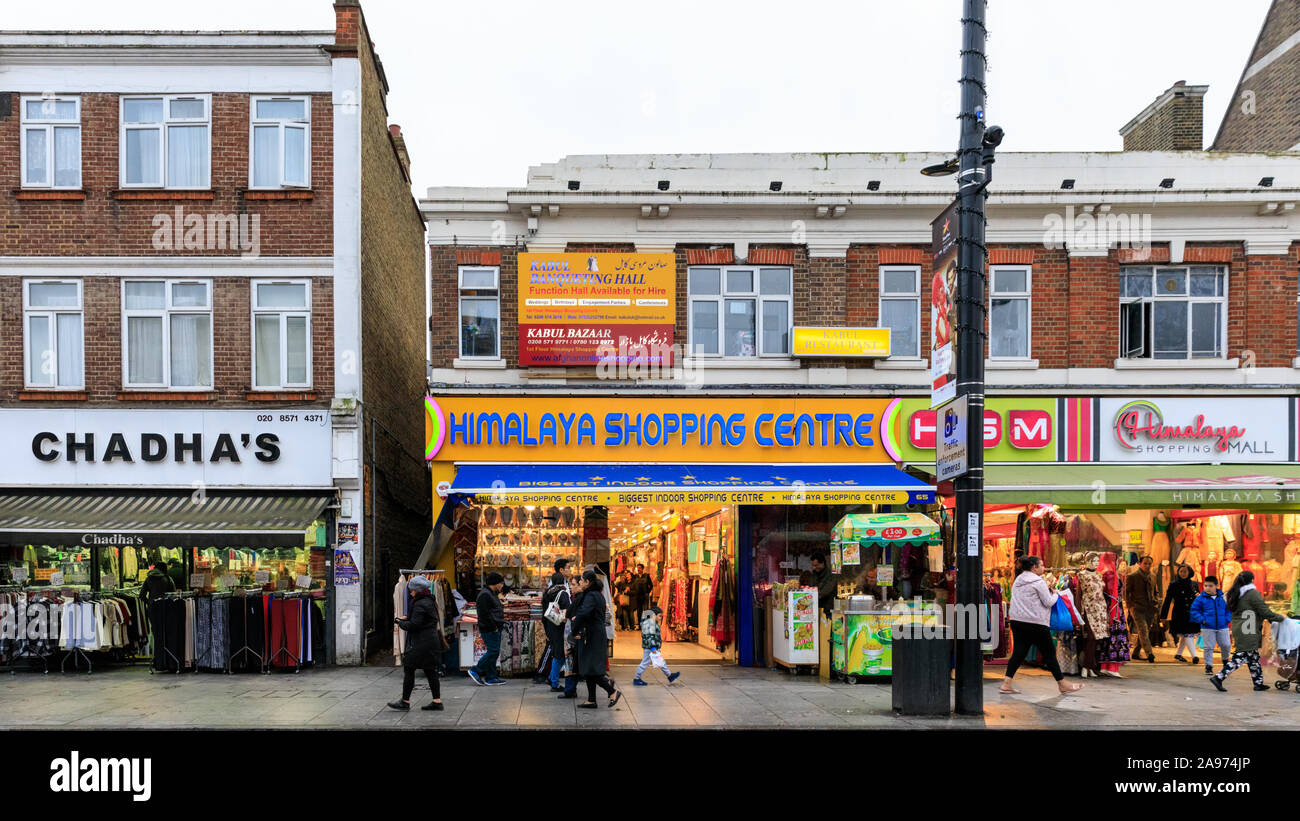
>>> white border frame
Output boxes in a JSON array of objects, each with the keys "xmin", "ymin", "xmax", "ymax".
[
  {"xmin": 248, "ymin": 95, "xmax": 312, "ymax": 190},
  {"xmin": 120, "ymin": 278, "xmax": 214, "ymax": 390},
  {"xmin": 118, "ymin": 94, "xmax": 212, "ymax": 189},
  {"xmin": 989, "ymin": 264, "xmax": 1033, "ymax": 361},
  {"xmin": 250, "ymin": 279, "xmax": 313, "ymax": 389},
  {"xmin": 457, "ymin": 266, "xmax": 502, "ymax": 360},
  {"xmin": 22, "ymin": 278, "xmax": 84, "ymax": 390},
  {"xmin": 686, "ymin": 265, "xmax": 794, "ymax": 359},
  {"xmin": 19, "ymin": 95, "xmax": 82, "ymax": 189},
  {"xmin": 878, "ymin": 264, "xmax": 922, "ymax": 359}
]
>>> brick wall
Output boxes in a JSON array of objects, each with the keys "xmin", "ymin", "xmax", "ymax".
[
  {"xmin": 0, "ymin": 274, "xmax": 333, "ymax": 404},
  {"xmin": 0, "ymin": 92, "xmax": 333, "ymax": 256},
  {"xmin": 428, "ymin": 240, "xmax": 1299, "ymax": 371},
  {"xmin": 1213, "ymin": 45, "xmax": 1300, "ymax": 151},
  {"xmin": 1123, "ymin": 91, "xmax": 1204, "ymax": 151},
  {"xmin": 355, "ymin": 12, "xmax": 432, "ymax": 637}
]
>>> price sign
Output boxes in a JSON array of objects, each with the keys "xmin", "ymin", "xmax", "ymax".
[
  {"xmin": 254, "ymin": 570, "xmax": 270, "ymax": 584},
  {"xmin": 189, "ymin": 573, "xmax": 207, "ymax": 589},
  {"xmin": 294, "ymin": 574, "xmax": 312, "ymax": 590},
  {"xmin": 12, "ymin": 567, "xmax": 28, "ymax": 583},
  {"xmin": 876, "ymin": 566, "xmax": 895, "ymax": 586},
  {"xmin": 102, "ymin": 573, "xmax": 117, "ymax": 591},
  {"xmin": 220, "ymin": 574, "xmax": 237, "ymax": 588},
  {"xmin": 49, "ymin": 571, "xmax": 64, "ymax": 586}
]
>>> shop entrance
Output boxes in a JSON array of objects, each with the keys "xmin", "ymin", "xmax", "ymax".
[{"xmin": 608, "ymin": 504, "xmax": 737, "ymax": 665}]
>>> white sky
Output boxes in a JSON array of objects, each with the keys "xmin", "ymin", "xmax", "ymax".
[{"xmin": 5, "ymin": 0, "xmax": 1270, "ymax": 194}]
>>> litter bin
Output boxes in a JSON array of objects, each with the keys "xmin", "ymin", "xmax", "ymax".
[{"xmin": 891, "ymin": 625, "xmax": 952, "ymax": 716}]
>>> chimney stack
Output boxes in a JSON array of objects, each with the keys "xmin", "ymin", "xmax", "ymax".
[
  {"xmin": 389, "ymin": 124, "xmax": 411, "ymax": 181},
  {"xmin": 1119, "ymin": 81, "xmax": 1208, "ymax": 151}
]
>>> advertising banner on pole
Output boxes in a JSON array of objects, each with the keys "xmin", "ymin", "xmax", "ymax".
[{"xmin": 930, "ymin": 200, "xmax": 959, "ymax": 407}]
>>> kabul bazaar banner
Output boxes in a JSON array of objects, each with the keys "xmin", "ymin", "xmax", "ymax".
[{"xmin": 517, "ymin": 252, "xmax": 675, "ymax": 367}]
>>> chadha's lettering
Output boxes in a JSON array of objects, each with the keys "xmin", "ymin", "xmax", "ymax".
[{"xmin": 31, "ymin": 431, "xmax": 281, "ymax": 464}]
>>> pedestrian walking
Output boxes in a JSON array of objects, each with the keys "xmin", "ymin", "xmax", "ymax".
[
  {"xmin": 1191, "ymin": 576, "xmax": 1232, "ymax": 675},
  {"xmin": 570, "ymin": 569, "xmax": 622, "ymax": 709},
  {"xmin": 1000, "ymin": 556, "xmax": 1083, "ymax": 695},
  {"xmin": 632, "ymin": 605, "xmax": 680, "ymax": 687},
  {"xmin": 388, "ymin": 575, "xmax": 445, "ymax": 711},
  {"xmin": 1211, "ymin": 571, "xmax": 1284, "ymax": 692},
  {"xmin": 468, "ymin": 572, "xmax": 506, "ymax": 686},
  {"xmin": 630, "ymin": 564, "xmax": 653, "ymax": 625},
  {"xmin": 1160, "ymin": 563, "xmax": 1201, "ymax": 663},
  {"xmin": 1125, "ymin": 555, "xmax": 1158, "ymax": 662},
  {"xmin": 541, "ymin": 562, "xmax": 573, "ymax": 692}
]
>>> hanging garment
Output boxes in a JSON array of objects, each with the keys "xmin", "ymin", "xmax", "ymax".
[
  {"xmin": 709, "ymin": 557, "xmax": 735, "ymax": 647},
  {"xmin": 1077, "ymin": 570, "xmax": 1109, "ymax": 641},
  {"xmin": 1055, "ymin": 630, "xmax": 1079, "ymax": 676},
  {"xmin": 1149, "ymin": 515, "xmax": 1172, "ymax": 565}
]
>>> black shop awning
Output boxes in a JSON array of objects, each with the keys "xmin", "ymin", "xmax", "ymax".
[{"xmin": 0, "ymin": 489, "xmax": 336, "ymax": 548}]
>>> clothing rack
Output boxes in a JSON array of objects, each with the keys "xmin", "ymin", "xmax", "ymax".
[
  {"xmin": 400, "ymin": 569, "xmax": 445, "ymax": 575},
  {"xmin": 266, "ymin": 591, "xmax": 308, "ymax": 672},
  {"xmin": 228, "ymin": 589, "xmax": 266, "ymax": 674},
  {"xmin": 152, "ymin": 591, "xmax": 192, "ymax": 674}
]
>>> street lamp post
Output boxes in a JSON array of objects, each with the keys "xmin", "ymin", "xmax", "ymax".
[{"xmin": 952, "ymin": 0, "xmax": 1001, "ymax": 716}]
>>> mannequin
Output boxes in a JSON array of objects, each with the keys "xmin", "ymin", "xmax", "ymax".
[
  {"xmin": 1175, "ymin": 521, "xmax": 1204, "ymax": 581},
  {"xmin": 1076, "ymin": 552, "xmax": 1108, "ymax": 679},
  {"xmin": 1097, "ymin": 551, "xmax": 1130, "ymax": 677},
  {"xmin": 1219, "ymin": 548, "xmax": 1243, "ymax": 592},
  {"xmin": 1149, "ymin": 512, "xmax": 1172, "ymax": 565}
]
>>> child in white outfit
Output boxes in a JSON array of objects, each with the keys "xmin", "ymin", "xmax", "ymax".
[{"xmin": 633, "ymin": 606, "xmax": 681, "ymax": 686}]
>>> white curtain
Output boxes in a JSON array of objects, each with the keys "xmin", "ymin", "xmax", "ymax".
[
  {"xmin": 125, "ymin": 129, "xmax": 160, "ymax": 186},
  {"xmin": 167, "ymin": 125, "xmax": 208, "ymax": 188},
  {"xmin": 27, "ymin": 315, "xmax": 51, "ymax": 385},
  {"xmin": 252, "ymin": 126, "xmax": 279, "ymax": 187},
  {"xmin": 25, "ymin": 128, "xmax": 48, "ymax": 185},
  {"xmin": 128, "ymin": 316, "xmax": 164, "ymax": 384},
  {"xmin": 56, "ymin": 314, "xmax": 83, "ymax": 387},
  {"xmin": 284, "ymin": 126, "xmax": 306, "ymax": 185},
  {"xmin": 53, "ymin": 127, "xmax": 80, "ymax": 187},
  {"xmin": 170, "ymin": 314, "xmax": 211, "ymax": 387},
  {"xmin": 286, "ymin": 315, "xmax": 308, "ymax": 383},
  {"xmin": 254, "ymin": 314, "xmax": 280, "ymax": 387}
]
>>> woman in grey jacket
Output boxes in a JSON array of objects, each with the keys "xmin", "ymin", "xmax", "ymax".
[
  {"xmin": 1000, "ymin": 556, "xmax": 1083, "ymax": 695},
  {"xmin": 1211, "ymin": 571, "xmax": 1284, "ymax": 693}
]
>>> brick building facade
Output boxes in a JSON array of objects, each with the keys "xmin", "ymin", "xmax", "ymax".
[{"xmin": 0, "ymin": 0, "xmax": 427, "ymax": 666}]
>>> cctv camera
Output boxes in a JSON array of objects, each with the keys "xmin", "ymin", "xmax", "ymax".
[{"xmin": 982, "ymin": 125, "xmax": 1004, "ymax": 149}]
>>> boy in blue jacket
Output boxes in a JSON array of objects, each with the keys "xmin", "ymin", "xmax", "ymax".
[{"xmin": 1190, "ymin": 576, "xmax": 1231, "ymax": 675}]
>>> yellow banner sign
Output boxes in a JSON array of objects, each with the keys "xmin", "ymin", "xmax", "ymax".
[
  {"xmin": 472, "ymin": 490, "xmax": 916, "ymax": 506},
  {"xmin": 426, "ymin": 395, "xmax": 899, "ymax": 463},
  {"xmin": 792, "ymin": 327, "xmax": 891, "ymax": 357}
]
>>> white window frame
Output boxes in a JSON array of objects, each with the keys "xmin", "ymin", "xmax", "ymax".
[
  {"xmin": 248, "ymin": 96, "xmax": 312, "ymax": 189},
  {"xmin": 988, "ymin": 264, "xmax": 1032, "ymax": 360},
  {"xmin": 20, "ymin": 95, "xmax": 82, "ymax": 189},
  {"xmin": 1118, "ymin": 265, "xmax": 1228, "ymax": 361},
  {"xmin": 250, "ymin": 279, "xmax": 313, "ymax": 389},
  {"xmin": 687, "ymin": 265, "xmax": 794, "ymax": 359},
  {"xmin": 878, "ymin": 265, "xmax": 922, "ymax": 359},
  {"xmin": 458, "ymin": 266, "xmax": 501, "ymax": 360},
  {"xmin": 23, "ymin": 279, "xmax": 84, "ymax": 389},
  {"xmin": 118, "ymin": 94, "xmax": 212, "ymax": 189},
  {"xmin": 121, "ymin": 278, "xmax": 214, "ymax": 390}
]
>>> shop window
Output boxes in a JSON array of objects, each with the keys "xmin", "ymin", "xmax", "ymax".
[
  {"xmin": 23, "ymin": 279, "xmax": 84, "ymax": 389},
  {"xmin": 459, "ymin": 266, "xmax": 500, "ymax": 359},
  {"xmin": 20, "ymin": 96, "xmax": 81, "ymax": 189},
  {"xmin": 989, "ymin": 265, "xmax": 1031, "ymax": 359},
  {"xmin": 250, "ymin": 96, "xmax": 310, "ymax": 189},
  {"xmin": 120, "ymin": 95, "xmax": 211, "ymax": 188},
  {"xmin": 687, "ymin": 265, "xmax": 792, "ymax": 357},
  {"xmin": 1119, "ymin": 266, "xmax": 1226, "ymax": 360},
  {"xmin": 252, "ymin": 280, "xmax": 312, "ymax": 389},
  {"xmin": 122, "ymin": 279, "xmax": 213, "ymax": 389},
  {"xmin": 879, "ymin": 265, "xmax": 921, "ymax": 358}
]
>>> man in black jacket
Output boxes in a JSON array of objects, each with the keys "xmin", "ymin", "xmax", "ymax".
[
  {"xmin": 540, "ymin": 560, "xmax": 572, "ymax": 691},
  {"xmin": 630, "ymin": 564, "xmax": 653, "ymax": 623},
  {"xmin": 468, "ymin": 572, "xmax": 506, "ymax": 685}
]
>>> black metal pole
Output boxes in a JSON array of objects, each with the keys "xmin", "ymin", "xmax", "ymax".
[{"xmin": 953, "ymin": 0, "xmax": 989, "ymax": 715}]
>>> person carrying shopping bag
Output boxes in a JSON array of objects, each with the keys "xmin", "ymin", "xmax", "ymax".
[
  {"xmin": 1211, "ymin": 571, "xmax": 1285, "ymax": 692},
  {"xmin": 1000, "ymin": 556, "xmax": 1083, "ymax": 696}
]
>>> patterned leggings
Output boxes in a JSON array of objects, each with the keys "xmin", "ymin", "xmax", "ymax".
[{"xmin": 1214, "ymin": 650, "xmax": 1264, "ymax": 685}]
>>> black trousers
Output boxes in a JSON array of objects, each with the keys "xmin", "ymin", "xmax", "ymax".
[
  {"xmin": 402, "ymin": 665, "xmax": 440, "ymax": 701},
  {"xmin": 584, "ymin": 674, "xmax": 616, "ymax": 702},
  {"xmin": 1006, "ymin": 620, "xmax": 1064, "ymax": 681}
]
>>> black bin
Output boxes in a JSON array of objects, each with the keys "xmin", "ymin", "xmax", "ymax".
[{"xmin": 891, "ymin": 625, "xmax": 953, "ymax": 716}]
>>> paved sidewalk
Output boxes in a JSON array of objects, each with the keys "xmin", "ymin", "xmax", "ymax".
[{"xmin": 3, "ymin": 661, "xmax": 1299, "ymax": 729}]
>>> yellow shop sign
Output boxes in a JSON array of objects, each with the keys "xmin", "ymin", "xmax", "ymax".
[{"xmin": 792, "ymin": 327, "xmax": 891, "ymax": 358}]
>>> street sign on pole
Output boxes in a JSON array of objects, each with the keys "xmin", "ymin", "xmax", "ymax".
[{"xmin": 936, "ymin": 395, "xmax": 969, "ymax": 482}]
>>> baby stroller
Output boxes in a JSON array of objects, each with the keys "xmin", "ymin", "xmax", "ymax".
[{"xmin": 1274, "ymin": 617, "xmax": 1300, "ymax": 691}]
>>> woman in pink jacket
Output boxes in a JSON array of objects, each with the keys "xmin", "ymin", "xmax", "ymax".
[{"xmin": 1000, "ymin": 556, "xmax": 1084, "ymax": 695}]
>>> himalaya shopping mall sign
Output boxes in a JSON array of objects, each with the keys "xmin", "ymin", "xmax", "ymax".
[
  {"xmin": 0, "ymin": 408, "xmax": 332, "ymax": 487},
  {"xmin": 1100, "ymin": 397, "xmax": 1296, "ymax": 463}
]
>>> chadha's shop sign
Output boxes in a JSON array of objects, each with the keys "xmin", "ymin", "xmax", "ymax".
[
  {"xmin": 424, "ymin": 395, "xmax": 902, "ymax": 463},
  {"xmin": 1100, "ymin": 397, "xmax": 1295, "ymax": 463},
  {"xmin": 517, "ymin": 252, "xmax": 675, "ymax": 367}
]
